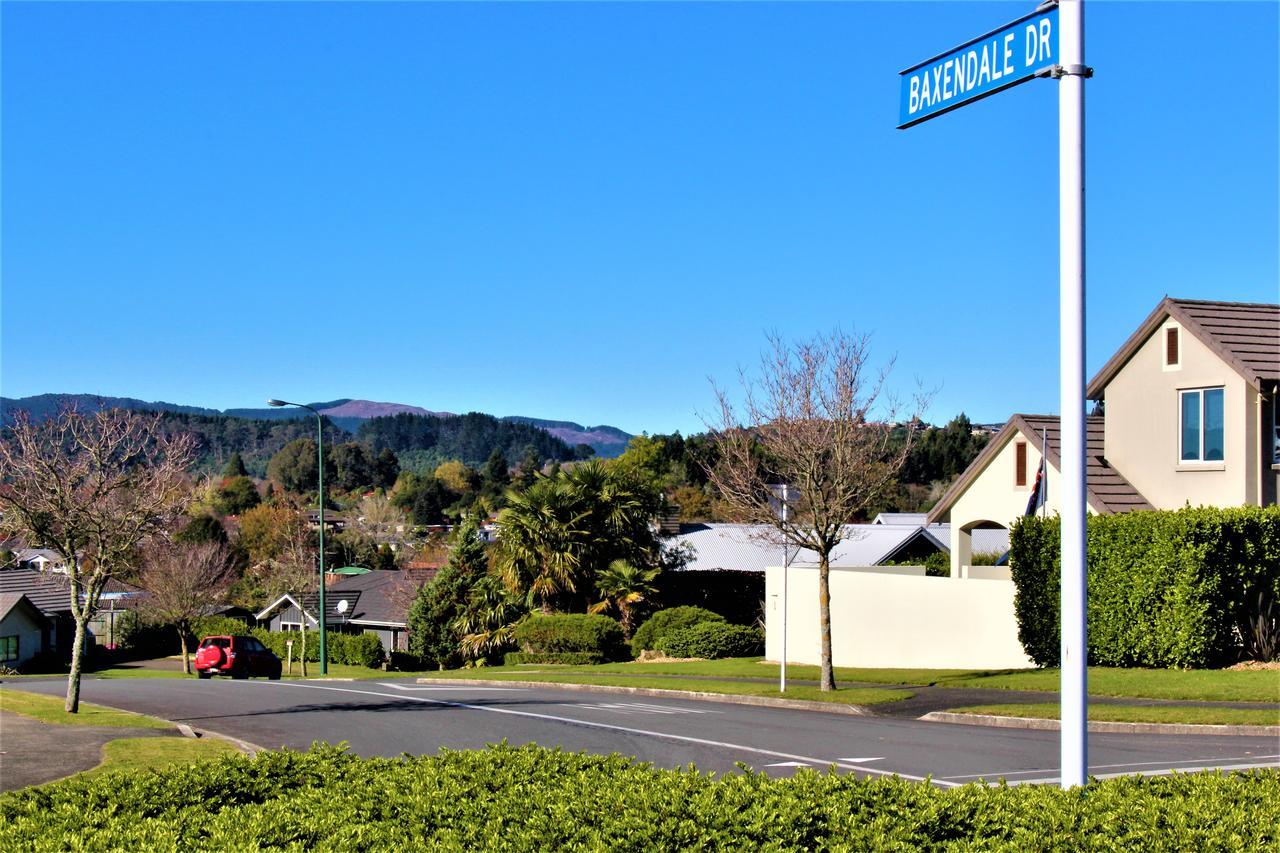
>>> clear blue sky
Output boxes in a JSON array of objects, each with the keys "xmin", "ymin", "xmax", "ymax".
[{"xmin": 3, "ymin": 1, "xmax": 1276, "ymax": 435}]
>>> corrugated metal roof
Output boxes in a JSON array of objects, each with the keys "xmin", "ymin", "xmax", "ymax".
[{"xmin": 671, "ymin": 523, "xmax": 950, "ymax": 572}]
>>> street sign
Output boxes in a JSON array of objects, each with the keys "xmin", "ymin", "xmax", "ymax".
[{"xmin": 898, "ymin": 5, "xmax": 1058, "ymax": 128}]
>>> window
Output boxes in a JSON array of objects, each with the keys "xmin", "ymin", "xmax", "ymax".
[
  {"xmin": 1, "ymin": 636, "xmax": 18, "ymax": 663},
  {"xmin": 1180, "ymin": 388, "xmax": 1224, "ymax": 462},
  {"xmin": 1165, "ymin": 327, "xmax": 1180, "ymax": 366},
  {"xmin": 1015, "ymin": 441, "xmax": 1028, "ymax": 486}
]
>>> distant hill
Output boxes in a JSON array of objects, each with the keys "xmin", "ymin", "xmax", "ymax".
[{"xmin": 1, "ymin": 394, "xmax": 634, "ymax": 459}]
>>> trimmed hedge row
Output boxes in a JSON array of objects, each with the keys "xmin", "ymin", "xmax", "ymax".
[
  {"xmin": 512, "ymin": 614, "xmax": 628, "ymax": 663},
  {"xmin": 658, "ymin": 622, "xmax": 765, "ymax": 659},
  {"xmin": 1010, "ymin": 506, "xmax": 1280, "ymax": 667},
  {"xmin": 630, "ymin": 606, "xmax": 725, "ymax": 657},
  {"xmin": 504, "ymin": 651, "xmax": 606, "ymax": 666},
  {"xmin": 2, "ymin": 744, "xmax": 1276, "ymax": 849},
  {"xmin": 251, "ymin": 629, "xmax": 385, "ymax": 669}
]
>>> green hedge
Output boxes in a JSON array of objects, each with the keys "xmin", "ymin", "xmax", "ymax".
[
  {"xmin": 512, "ymin": 614, "xmax": 628, "ymax": 662},
  {"xmin": 1010, "ymin": 506, "xmax": 1280, "ymax": 668},
  {"xmin": 657, "ymin": 622, "xmax": 765, "ymax": 659},
  {"xmin": 631, "ymin": 606, "xmax": 725, "ymax": 657},
  {"xmin": 252, "ymin": 629, "xmax": 385, "ymax": 668},
  {"xmin": 2, "ymin": 745, "xmax": 1277, "ymax": 849},
  {"xmin": 655, "ymin": 569, "xmax": 764, "ymax": 625},
  {"xmin": 504, "ymin": 651, "xmax": 606, "ymax": 666}
]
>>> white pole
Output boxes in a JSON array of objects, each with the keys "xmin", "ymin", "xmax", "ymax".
[
  {"xmin": 780, "ymin": 484, "xmax": 789, "ymax": 693},
  {"xmin": 1057, "ymin": 0, "xmax": 1088, "ymax": 790}
]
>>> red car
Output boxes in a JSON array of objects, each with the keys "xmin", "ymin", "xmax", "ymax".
[{"xmin": 194, "ymin": 635, "xmax": 282, "ymax": 680}]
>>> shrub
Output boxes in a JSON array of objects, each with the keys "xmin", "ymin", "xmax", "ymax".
[
  {"xmin": 113, "ymin": 610, "xmax": 172, "ymax": 657},
  {"xmin": 631, "ymin": 606, "xmax": 725, "ymax": 657},
  {"xmin": 504, "ymin": 651, "xmax": 606, "ymax": 666},
  {"xmin": 1, "ymin": 744, "xmax": 1276, "ymax": 850},
  {"xmin": 657, "ymin": 622, "xmax": 764, "ymax": 659},
  {"xmin": 252, "ymin": 629, "xmax": 385, "ymax": 668},
  {"xmin": 191, "ymin": 615, "xmax": 255, "ymax": 640},
  {"xmin": 655, "ymin": 570, "xmax": 763, "ymax": 625},
  {"xmin": 512, "ymin": 614, "xmax": 627, "ymax": 662},
  {"xmin": 387, "ymin": 651, "xmax": 423, "ymax": 672},
  {"xmin": 1010, "ymin": 506, "xmax": 1280, "ymax": 667}
]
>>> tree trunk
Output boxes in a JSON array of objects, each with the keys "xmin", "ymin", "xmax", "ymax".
[
  {"xmin": 818, "ymin": 553, "xmax": 835, "ymax": 691},
  {"xmin": 300, "ymin": 629, "xmax": 308, "ymax": 678},
  {"xmin": 178, "ymin": 628, "xmax": 191, "ymax": 675},
  {"xmin": 65, "ymin": 617, "xmax": 88, "ymax": 713}
]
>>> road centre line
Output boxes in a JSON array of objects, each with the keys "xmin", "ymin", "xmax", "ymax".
[
  {"xmin": 941, "ymin": 753, "xmax": 1280, "ymax": 782},
  {"xmin": 256, "ymin": 680, "xmax": 947, "ymax": 785},
  {"xmin": 377, "ymin": 683, "xmax": 523, "ymax": 692}
]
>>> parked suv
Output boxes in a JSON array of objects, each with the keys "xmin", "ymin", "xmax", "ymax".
[{"xmin": 194, "ymin": 635, "xmax": 282, "ymax": 680}]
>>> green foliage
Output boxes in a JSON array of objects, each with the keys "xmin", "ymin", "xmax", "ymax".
[
  {"xmin": 657, "ymin": 622, "xmax": 765, "ymax": 659},
  {"xmin": 357, "ymin": 411, "xmax": 575, "ymax": 466},
  {"xmin": 504, "ymin": 651, "xmax": 608, "ymax": 666},
  {"xmin": 114, "ymin": 610, "xmax": 173, "ymax": 657},
  {"xmin": 408, "ymin": 519, "xmax": 490, "ymax": 668},
  {"xmin": 213, "ymin": 476, "xmax": 260, "ymax": 516},
  {"xmin": 174, "ymin": 514, "xmax": 228, "ymax": 546},
  {"xmin": 512, "ymin": 613, "xmax": 628, "ymax": 662},
  {"xmin": 3, "ymin": 744, "xmax": 1276, "ymax": 850},
  {"xmin": 631, "ymin": 606, "xmax": 726, "ymax": 656},
  {"xmin": 656, "ymin": 570, "xmax": 764, "ymax": 624},
  {"xmin": 1010, "ymin": 506, "xmax": 1280, "ymax": 667},
  {"xmin": 899, "ymin": 413, "xmax": 990, "ymax": 485},
  {"xmin": 190, "ymin": 615, "xmax": 255, "ymax": 640},
  {"xmin": 139, "ymin": 411, "xmax": 350, "ymax": 477},
  {"xmin": 267, "ymin": 437, "xmax": 334, "ymax": 495},
  {"xmin": 252, "ymin": 629, "xmax": 384, "ymax": 668},
  {"xmin": 330, "ymin": 442, "xmax": 376, "ymax": 492},
  {"xmin": 222, "ymin": 453, "xmax": 248, "ymax": 478}
]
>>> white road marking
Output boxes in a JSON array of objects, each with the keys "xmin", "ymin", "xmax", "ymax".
[
  {"xmin": 377, "ymin": 683, "xmax": 523, "ymax": 692},
  {"xmin": 256, "ymin": 680, "xmax": 948, "ymax": 785},
  {"xmin": 559, "ymin": 702, "xmax": 720, "ymax": 716},
  {"xmin": 997, "ymin": 760, "xmax": 1280, "ymax": 787},
  {"xmin": 837, "ymin": 757, "xmax": 885, "ymax": 763},
  {"xmin": 765, "ymin": 761, "xmax": 813, "ymax": 768},
  {"xmin": 942, "ymin": 753, "xmax": 1280, "ymax": 782}
]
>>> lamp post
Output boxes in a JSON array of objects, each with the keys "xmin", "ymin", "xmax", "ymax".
[{"xmin": 267, "ymin": 398, "xmax": 328, "ymax": 675}]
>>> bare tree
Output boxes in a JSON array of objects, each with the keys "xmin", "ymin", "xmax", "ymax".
[
  {"xmin": 705, "ymin": 330, "xmax": 928, "ymax": 691},
  {"xmin": 258, "ymin": 513, "xmax": 319, "ymax": 676},
  {"xmin": 137, "ymin": 541, "xmax": 234, "ymax": 674},
  {"xmin": 0, "ymin": 409, "xmax": 194, "ymax": 712}
]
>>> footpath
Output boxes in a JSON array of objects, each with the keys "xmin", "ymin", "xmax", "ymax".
[{"xmin": 0, "ymin": 711, "xmax": 179, "ymax": 792}]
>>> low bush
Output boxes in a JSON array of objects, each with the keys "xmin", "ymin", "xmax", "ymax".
[
  {"xmin": 512, "ymin": 614, "xmax": 627, "ymax": 662},
  {"xmin": 252, "ymin": 629, "xmax": 385, "ymax": 668},
  {"xmin": 191, "ymin": 616, "xmax": 255, "ymax": 641},
  {"xmin": 657, "ymin": 622, "xmax": 764, "ymax": 659},
  {"xmin": 630, "ymin": 606, "xmax": 725, "ymax": 657},
  {"xmin": 1, "ymin": 744, "xmax": 1276, "ymax": 849},
  {"xmin": 655, "ymin": 569, "xmax": 763, "ymax": 625},
  {"xmin": 1011, "ymin": 506, "xmax": 1280, "ymax": 667},
  {"xmin": 387, "ymin": 651, "xmax": 423, "ymax": 672},
  {"xmin": 504, "ymin": 651, "xmax": 606, "ymax": 666}
]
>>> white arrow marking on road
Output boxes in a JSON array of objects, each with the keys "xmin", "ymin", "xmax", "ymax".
[
  {"xmin": 377, "ymin": 683, "xmax": 522, "ymax": 692},
  {"xmin": 765, "ymin": 761, "xmax": 813, "ymax": 768},
  {"xmin": 837, "ymin": 757, "xmax": 885, "ymax": 763}
]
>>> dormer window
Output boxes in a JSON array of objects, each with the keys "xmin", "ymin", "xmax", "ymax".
[
  {"xmin": 1180, "ymin": 387, "xmax": 1224, "ymax": 462},
  {"xmin": 1165, "ymin": 326, "xmax": 1180, "ymax": 368}
]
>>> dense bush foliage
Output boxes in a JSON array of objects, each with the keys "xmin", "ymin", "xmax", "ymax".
[
  {"xmin": 358, "ymin": 412, "xmax": 577, "ymax": 465},
  {"xmin": 630, "ymin": 606, "xmax": 725, "ymax": 656},
  {"xmin": 1010, "ymin": 506, "xmax": 1280, "ymax": 667},
  {"xmin": 251, "ymin": 629, "xmax": 385, "ymax": 668},
  {"xmin": 657, "ymin": 622, "xmax": 764, "ymax": 659},
  {"xmin": 504, "ymin": 651, "xmax": 607, "ymax": 666},
  {"xmin": 655, "ymin": 569, "xmax": 763, "ymax": 625},
  {"xmin": 2, "ymin": 745, "xmax": 1276, "ymax": 850},
  {"xmin": 511, "ymin": 614, "xmax": 627, "ymax": 662},
  {"xmin": 191, "ymin": 615, "xmax": 256, "ymax": 639}
]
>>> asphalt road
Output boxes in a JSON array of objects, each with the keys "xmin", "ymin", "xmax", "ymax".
[{"xmin": 7, "ymin": 676, "xmax": 1277, "ymax": 786}]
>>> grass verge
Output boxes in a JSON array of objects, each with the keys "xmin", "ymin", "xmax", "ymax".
[
  {"xmin": 945, "ymin": 703, "xmax": 1280, "ymax": 727},
  {"xmin": 80, "ymin": 736, "xmax": 244, "ymax": 780},
  {"xmin": 0, "ymin": 688, "xmax": 172, "ymax": 729}
]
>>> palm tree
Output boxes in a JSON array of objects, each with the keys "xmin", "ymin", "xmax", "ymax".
[
  {"xmin": 455, "ymin": 575, "xmax": 525, "ymax": 661},
  {"xmin": 496, "ymin": 477, "xmax": 589, "ymax": 613},
  {"xmin": 589, "ymin": 560, "xmax": 660, "ymax": 639}
]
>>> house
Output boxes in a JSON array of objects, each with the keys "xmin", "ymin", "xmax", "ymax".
[
  {"xmin": 0, "ymin": 593, "xmax": 51, "ymax": 669},
  {"xmin": 255, "ymin": 569, "xmax": 434, "ymax": 653},
  {"xmin": 12, "ymin": 548, "xmax": 70, "ymax": 574},
  {"xmin": 928, "ymin": 297, "xmax": 1279, "ymax": 576}
]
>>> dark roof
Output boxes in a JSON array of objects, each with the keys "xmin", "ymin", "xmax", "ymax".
[
  {"xmin": 0, "ymin": 568, "xmax": 74, "ymax": 614},
  {"xmin": 927, "ymin": 414, "xmax": 1152, "ymax": 523},
  {"xmin": 0, "ymin": 592, "xmax": 49, "ymax": 626},
  {"xmin": 329, "ymin": 570, "xmax": 433, "ymax": 628},
  {"xmin": 1088, "ymin": 298, "xmax": 1280, "ymax": 399}
]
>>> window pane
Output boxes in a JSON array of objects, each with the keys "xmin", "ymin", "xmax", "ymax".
[
  {"xmin": 1204, "ymin": 388, "xmax": 1224, "ymax": 461},
  {"xmin": 1181, "ymin": 391, "xmax": 1201, "ymax": 461}
]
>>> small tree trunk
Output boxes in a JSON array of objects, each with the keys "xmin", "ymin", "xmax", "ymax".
[
  {"xmin": 178, "ymin": 628, "xmax": 191, "ymax": 675},
  {"xmin": 817, "ymin": 553, "xmax": 835, "ymax": 692},
  {"xmin": 300, "ymin": 629, "xmax": 308, "ymax": 678},
  {"xmin": 65, "ymin": 618, "xmax": 88, "ymax": 713}
]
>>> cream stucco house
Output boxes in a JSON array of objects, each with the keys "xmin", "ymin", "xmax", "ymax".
[{"xmin": 927, "ymin": 297, "xmax": 1280, "ymax": 576}]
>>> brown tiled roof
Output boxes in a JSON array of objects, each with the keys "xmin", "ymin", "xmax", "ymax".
[
  {"xmin": 1088, "ymin": 298, "xmax": 1280, "ymax": 399},
  {"xmin": 927, "ymin": 414, "xmax": 1152, "ymax": 523}
]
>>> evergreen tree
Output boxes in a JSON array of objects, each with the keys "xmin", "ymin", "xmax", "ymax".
[
  {"xmin": 222, "ymin": 452, "xmax": 248, "ymax": 478},
  {"xmin": 407, "ymin": 519, "xmax": 490, "ymax": 668}
]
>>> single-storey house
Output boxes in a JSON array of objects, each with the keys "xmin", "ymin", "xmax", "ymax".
[
  {"xmin": 928, "ymin": 297, "xmax": 1279, "ymax": 575},
  {"xmin": 0, "ymin": 593, "xmax": 51, "ymax": 669}
]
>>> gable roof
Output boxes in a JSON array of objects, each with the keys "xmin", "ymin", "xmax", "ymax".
[
  {"xmin": 671, "ymin": 523, "xmax": 948, "ymax": 571},
  {"xmin": 0, "ymin": 592, "xmax": 50, "ymax": 626},
  {"xmin": 1087, "ymin": 297, "xmax": 1280, "ymax": 399},
  {"xmin": 330, "ymin": 569, "xmax": 433, "ymax": 629},
  {"xmin": 255, "ymin": 590, "xmax": 363, "ymax": 625},
  {"xmin": 926, "ymin": 414, "xmax": 1153, "ymax": 524},
  {"xmin": 0, "ymin": 568, "xmax": 75, "ymax": 614}
]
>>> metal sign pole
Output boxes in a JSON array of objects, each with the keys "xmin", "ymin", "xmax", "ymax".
[
  {"xmin": 1056, "ymin": 0, "xmax": 1089, "ymax": 790},
  {"xmin": 780, "ymin": 484, "xmax": 789, "ymax": 693}
]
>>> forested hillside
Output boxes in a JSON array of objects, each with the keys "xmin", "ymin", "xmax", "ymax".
[{"xmin": 357, "ymin": 412, "xmax": 581, "ymax": 466}]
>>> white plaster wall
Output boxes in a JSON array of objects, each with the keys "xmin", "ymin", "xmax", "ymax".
[
  {"xmin": 1103, "ymin": 321, "xmax": 1253, "ymax": 508},
  {"xmin": 765, "ymin": 565, "xmax": 1034, "ymax": 670}
]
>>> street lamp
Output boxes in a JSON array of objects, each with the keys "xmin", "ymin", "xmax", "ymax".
[{"xmin": 267, "ymin": 398, "xmax": 328, "ymax": 675}]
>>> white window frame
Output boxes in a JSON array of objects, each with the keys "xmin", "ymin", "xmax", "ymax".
[{"xmin": 1179, "ymin": 387, "xmax": 1225, "ymax": 464}]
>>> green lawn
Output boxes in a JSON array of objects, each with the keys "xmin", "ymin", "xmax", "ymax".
[
  {"xmin": 0, "ymin": 688, "xmax": 172, "ymax": 729},
  {"xmin": 425, "ymin": 658, "xmax": 1280, "ymax": 703},
  {"xmin": 79, "ymin": 736, "xmax": 243, "ymax": 780},
  {"xmin": 946, "ymin": 703, "xmax": 1280, "ymax": 727}
]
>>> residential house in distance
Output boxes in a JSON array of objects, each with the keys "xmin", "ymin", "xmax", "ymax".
[
  {"xmin": 928, "ymin": 298, "xmax": 1280, "ymax": 576},
  {"xmin": 1, "ymin": 593, "xmax": 50, "ymax": 669},
  {"xmin": 256, "ymin": 569, "xmax": 435, "ymax": 653}
]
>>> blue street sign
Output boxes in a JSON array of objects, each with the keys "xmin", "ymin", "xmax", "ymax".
[{"xmin": 898, "ymin": 5, "xmax": 1058, "ymax": 129}]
